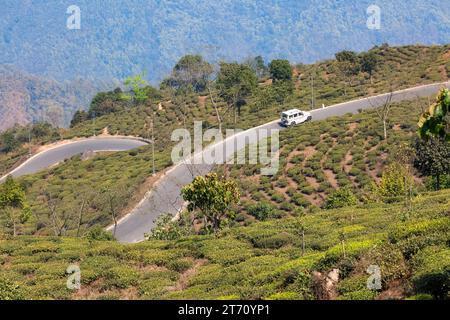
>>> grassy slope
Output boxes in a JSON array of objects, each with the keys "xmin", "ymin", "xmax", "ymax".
[
  {"xmin": 0, "ymin": 188, "xmax": 448, "ymax": 300},
  {"xmin": 225, "ymin": 98, "xmax": 428, "ymax": 219},
  {"xmin": 1, "ymin": 44, "xmax": 449, "ymax": 236}
]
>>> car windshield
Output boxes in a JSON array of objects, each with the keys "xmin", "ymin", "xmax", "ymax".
[{"xmin": 281, "ymin": 113, "xmax": 288, "ymax": 119}]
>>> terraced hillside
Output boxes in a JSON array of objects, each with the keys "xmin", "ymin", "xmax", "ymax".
[
  {"xmin": 220, "ymin": 97, "xmax": 448, "ymax": 222},
  {"xmin": 0, "ymin": 188, "xmax": 448, "ymax": 300},
  {"xmin": 1, "ymin": 45, "xmax": 448, "ymax": 237}
]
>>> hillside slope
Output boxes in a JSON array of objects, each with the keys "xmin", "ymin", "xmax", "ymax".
[
  {"xmin": 0, "ymin": 188, "xmax": 448, "ymax": 300},
  {"xmin": 0, "ymin": 66, "xmax": 114, "ymax": 131}
]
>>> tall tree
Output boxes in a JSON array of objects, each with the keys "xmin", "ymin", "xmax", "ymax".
[
  {"xmin": 0, "ymin": 176, "xmax": 31, "ymax": 236},
  {"xmin": 216, "ymin": 62, "xmax": 258, "ymax": 125},
  {"xmin": 269, "ymin": 59, "xmax": 292, "ymax": 82},
  {"xmin": 181, "ymin": 173, "xmax": 240, "ymax": 233},
  {"xmin": 360, "ymin": 51, "xmax": 378, "ymax": 83},
  {"xmin": 123, "ymin": 72, "xmax": 149, "ymax": 105},
  {"xmin": 418, "ymin": 88, "xmax": 450, "ymax": 142},
  {"xmin": 367, "ymin": 91, "xmax": 394, "ymax": 141},
  {"xmin": 413, "ymin": 138, "xmax": 450, "ymax": 190},
  {"xmin": 167, "ymin": 55, "xmax": 213, "ymax": 93}
]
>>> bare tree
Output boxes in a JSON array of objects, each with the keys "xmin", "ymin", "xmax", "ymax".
[
  {"xmin": 367, "ymin": 90, "xmax": 394, "ymax": 141},
  {"xmin": 43, "ymin": 192, "xmax": 73, "ymax": 236},
  {"xmin": 76, "ymin": 191, "xmax": 97, "ymax": 237}
]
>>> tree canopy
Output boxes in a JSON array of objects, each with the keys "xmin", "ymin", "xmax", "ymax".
[
  {"xmin": 269, "ymin": 59, "xmax": 293, "ymax": 82},
  {"xmin": 181, "ymin": 173, "xmax": 240, "ymax": 233},
  {"xmin": 418, "ymin": 89, "xmax": 450, "ymax": 142}
]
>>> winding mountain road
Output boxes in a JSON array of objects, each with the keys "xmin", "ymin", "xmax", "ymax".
[
  {"xmin": 113, "ymin": 81, "xmax": 450, "ymax": 243},
  {"xmin": 0, "ymin": 137, "xmax": 149, "ymax": 183}
]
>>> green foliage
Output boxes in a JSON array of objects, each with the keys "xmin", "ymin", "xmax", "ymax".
[
  {"xmin": 182, "ymin": 174, "xmax": 240, "ymax": 233},
  {"xmin": 216, "ymin": 62, "xmax": 258, "ymax": 108},
  {"xmin": 0, "ymin": 131, "xmax": 19, "ymax": 153},
  {"xmin": 124, "ymin": 73, "xmax": 151, "ymax": 105},
  {"xmin": 0, "ymin": 176, "xmax": 31, "ymax": 236},
  {"xmin": 163, "ymin": 55, "xmax": 213, "ymax": 93},
  {"xmin": 88, "ymin": 88, "xmax": 126, "ymax": 118},
  {"xmin": 360, "ymin": 51, "xmax": 378, "ymax": 76},
  {"xmin": 85, "ymin": 227, "xmax": 115, "ymax": 241},
  {"xmin": 413, "ymin": 138, "xmax": 450, "ymax": 190},
  {"xmin": 269, "ymin": 59, "xmax": 292, "ymax": 82},
  {"xmin": 324, "ymin": 187, "xmax": 358, "ymax": 209},
  {"xmin": 70, "ymin": 110, "xmax": 89, "ymax": 128},
  {"xmin": 247, "ymin": 202, "xmax": 274, "ymax": 221},
  {"xmin": 374, "ymin": 163, "xmax": 414, "ymax": 202},
  {"xmin": 418, "ymin": 89, "xmax": 450, "ymax": 142},
  {"xmin": 147, "ymin": 213, "xmax": 191, "ymax": 241},
  {"xmin": 411, "ymin": 248, "xmax": 450, "ymax": 300},
  {"xmin": 335, "ymin": 51, "xmax": 358, "ymax": 63},
  {"xmin": 0, "ymin": 277, "xmax": 24, "ymax": 300}
]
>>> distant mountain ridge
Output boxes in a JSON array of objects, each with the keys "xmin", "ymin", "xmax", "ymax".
[
  {"xmin": 0, "ymin": 65, "xmax": 114, "ymax": 131},
  {"xmin": 1, "ymin": 0, "xmax": 449, "ymax": 83}
]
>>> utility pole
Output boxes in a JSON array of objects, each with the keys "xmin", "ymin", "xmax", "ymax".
[
  {"xmin": 310, "ymin": 74, "xmax": 315, "ymax": 110},
  {"xmin": 93, "ymin": 111, "xmax": 96, "ymax": 137},
  {"xmin": 148, "ymin": 114, "xmax": 156, "ymax": 176},
  {"xmin": 28, "ymin": 121, "xmax": 32, "ymax": 157}
]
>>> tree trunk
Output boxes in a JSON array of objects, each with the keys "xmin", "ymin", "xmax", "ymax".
[
  {"xmin": 383, "ymin": 119, "xmax": 387, "ymax": 140},
  {"xmin": 13, "ymin": 220, "xmax": 17, "ymax": 237},
  {"xmin": 301, "ymin": 230, "xmax": 305, "ymax": 257}
]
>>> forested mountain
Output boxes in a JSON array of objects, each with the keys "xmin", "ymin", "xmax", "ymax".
[
  {"xmin": 0, "ymin": 66, "xmax": 114, "ymax": 131},
  {"xmin": 1, "ymin": 0, "xmax": 449, "ymax": 83}
]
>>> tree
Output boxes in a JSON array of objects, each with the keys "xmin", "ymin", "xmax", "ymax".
[
  {"xmin": 0, "ymin": 176, "xmax": 31, "ymax": 237},
  {"xmin": 88, "ymin": 89, "xmax": 125, "ymax": 118},
  {"xmin": 335, "ymin": 51, "xmax": 360, "ymax": 96},
  {"xmin": 70, "ymin": 110, "xmax": 89, "ymax": 127},
  {"xmin": 165, "ymin": 55, "xmax": 213, "ymax": 93},
  {"xmin": 360, "ymin": 52, "xmax": 378, "ymax": 83},
  {"xmin": 216, "ymin": 62, "xmax": 258, "ymax": 125},
  {"xmin": 374, "ymin": 162, "xmax": 414, "ymax": 202},
  {"xmin": 413, "ymin": 138, "xmax": 450, "ymax": 190},
  {"xmin": 181, "ymin": 173, "xmax": 240, "ymax": 233},
  {"xmin": 418, "ymin": 89, "xmax": 450, "ymax": 142},
  {"xmin": 123, "ymin": 72, "xmax": 149, "ymax": 105},
  {"xmin": 146, "ymin": 213, "xmax": 191, "ymax": 240},
  {"xmin": 324, "ymin": 187, "xmax": 358, "ymax": 209},
  {"xmin": 0, "ymin": 131, "xmax": 19, "ymax": 153},
  {"xmin": 269, "ymin": 59, "xmax": 292, "ymax": 82},
  {"xmin": 245, "ymin": 56, "xmax": 267, "ymax": 78},
  {"xmin": 335, "ymin": 50, "xmax": 358, "ymax": 63},
  {"xmin": 42, "ymin": 191, "xmax": 73, "ymax": 237},
  {"xmin": 367, "ymin": 91, "xmax": 394, "ymax": 141}
]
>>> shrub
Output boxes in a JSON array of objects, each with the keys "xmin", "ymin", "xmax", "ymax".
[
  {"xmin": 0, "ymin": 278, "xmax": 24, "ymax": 300},
  {"xmin": 247, "ymin": 203, "xmax": 275, "ymax": 221},
  {"xmin": 324, "ymin": 187, "xmax": 358, "ymax": 209},
  {"xmin": 266, "ymin": 291, "xmax": 302, "ymax": 300},
  {"xmin": 85, "ymin": 227, "xmax": 115, "ymax": 241}
]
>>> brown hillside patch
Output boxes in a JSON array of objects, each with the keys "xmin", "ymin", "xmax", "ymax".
[
  {"xmin": 324, "ymin": 169, "xmax": 339, "ymax": 189},
  {"xmin": 443, "ymin": 50, "xmax": 450, "ymax": 60},
  {"xmin": 168, "ymin": 259, "xmax": 208, "ymax": 292},
  {"xmin": 198, "ymin": 96, "xmax": 207, "ymax": 108}
]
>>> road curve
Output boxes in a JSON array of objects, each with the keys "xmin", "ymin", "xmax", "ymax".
[
  {"xmin": 0, "ymin": 137, "xmax": 148, "ymax": 183},
  {"xmin": 113, "ymin": 81, "xmax": 450, "ymax": 243}
]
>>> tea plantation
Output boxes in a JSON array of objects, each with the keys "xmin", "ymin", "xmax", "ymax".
[{"xmin": 0, "ymin": 188, "xmax": 448, "ymax": 300}]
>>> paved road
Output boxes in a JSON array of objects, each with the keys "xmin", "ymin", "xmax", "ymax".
[
  {"xmin": 113, "ymin": 81, "xmax": 450, "ymax": 243},
  {"xmin": 0, "ymin": 137, "xmax": 148, "ymax": 183}
]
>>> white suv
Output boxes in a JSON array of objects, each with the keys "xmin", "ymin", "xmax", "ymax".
[{"xmin": 280, "ymin": 109, "xmax": 312, "ymax": 127}]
